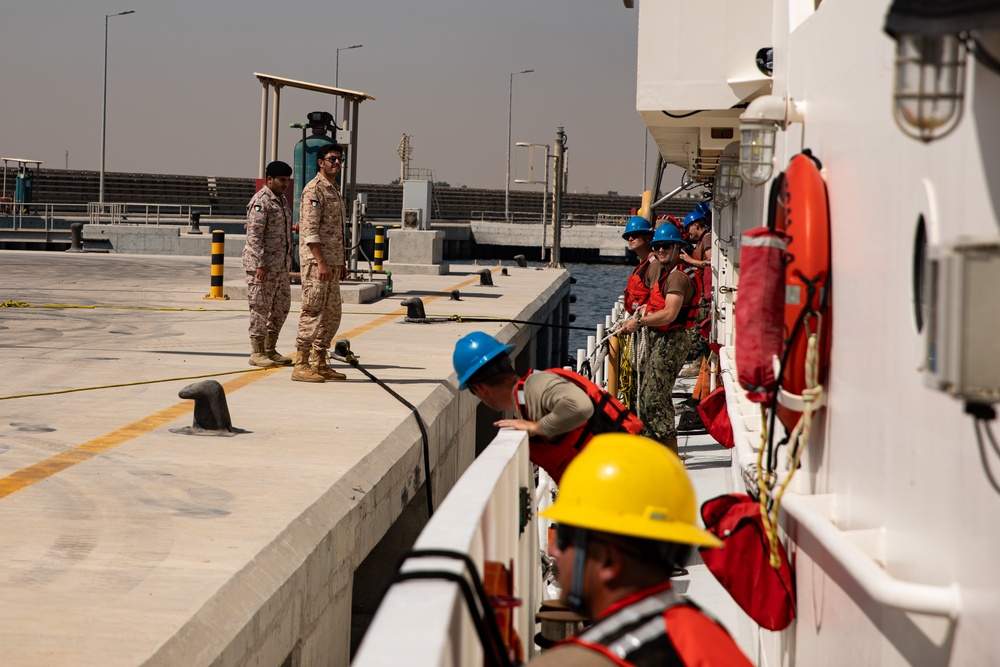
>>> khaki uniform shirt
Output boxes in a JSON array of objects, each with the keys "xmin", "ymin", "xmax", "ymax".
[
  {"xmin": 521, "ymin": 371, "xmax": 595, "ymax": 439},
  {"xmin": 299, "ymin": 173, "xmax": 345, "ymax": 266},
  {"xmin": 242, "ymin": 186, "xmax": 292, "ymax": 272}
]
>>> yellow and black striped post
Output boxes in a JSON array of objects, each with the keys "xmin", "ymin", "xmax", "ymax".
[
  {"xmin": 374, "ymin": 225, "xmax": 385, "ymax": 271},
  {"xmin": 204, "ymin": 229, "xmax": 229, "ymax": 300}
]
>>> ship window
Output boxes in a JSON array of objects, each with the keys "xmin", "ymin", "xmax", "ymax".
[
  {"xmin": 711, "ymin": 128, "xmax": 734, "ymax": 140},
  {"xmin": 913, "ymin": 214, "xmax": 927, "ymax": 332}
]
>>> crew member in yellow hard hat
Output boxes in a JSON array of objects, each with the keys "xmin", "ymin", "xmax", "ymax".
[{"xmin": 529, "ymin": 433, "xmax": 753, "ymax": 667}]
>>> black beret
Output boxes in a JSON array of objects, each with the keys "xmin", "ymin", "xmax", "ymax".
[{"xmin": 265, "ymin": 161, "xmax": 293, "ymax": 177}]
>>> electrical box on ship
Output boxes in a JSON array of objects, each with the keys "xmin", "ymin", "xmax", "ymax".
[{"xmin": 924, "ymin": 239, "xmax": 1000, "ymax": 404}]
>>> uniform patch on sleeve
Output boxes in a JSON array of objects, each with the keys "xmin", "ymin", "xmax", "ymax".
[
  {"xmin": 253, "ymin": 204, "xmax": 262, "ymax": 211},
  {"xmin": 310, "ymin": 200, "xmax": 319, "ymax": 207}
]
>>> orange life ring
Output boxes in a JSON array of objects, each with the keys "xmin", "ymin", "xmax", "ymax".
[{"xmin": 769, "ymin": 150, "xmax": 832, "ymax": 430}]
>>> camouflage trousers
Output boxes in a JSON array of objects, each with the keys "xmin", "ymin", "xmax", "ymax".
[
  {"xmin": 294, "ymin": 262, "xmax": 343, "ymax": 352},
  {"xmin": 686, "ymin": 300, "xmax": 711, "ymax": 358},
  {"xmin": 246, "ymin": 271, "xmax": 291, "ymax": 338},
  {"xmin": 638, "ymin": 327, "xmax": 691, "ymax": 443}
]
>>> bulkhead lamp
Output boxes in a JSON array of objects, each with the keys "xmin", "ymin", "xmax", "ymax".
[
  {"xmin": 891, "ymin": 33, "xmax": 967, "ymax": 142},
  {"xmin": 738, "ymin": 94, "xmax": 804, "ymax": 186},
  {"xmin": 715, "ymin": 156, "xmax": 743, "ymax": 206}
]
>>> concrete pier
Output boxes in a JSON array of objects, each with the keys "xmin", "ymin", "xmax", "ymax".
[{"xmin": 0, "ymin": 250, "xmax": 571, "ymax": 666}]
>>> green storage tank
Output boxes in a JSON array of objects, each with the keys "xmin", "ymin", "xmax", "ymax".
[{"xmin": 292, "ymin": 111, "xmax": 339, "ymax": 225}]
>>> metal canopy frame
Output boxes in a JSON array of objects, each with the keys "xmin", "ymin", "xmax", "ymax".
[
  {"xmin": 253, "ymin": 72, "xmax": 375, "ymax": 207},
  {"xmin": 1, "ymin": 157, "xmax": 44, "ymax": 205}
]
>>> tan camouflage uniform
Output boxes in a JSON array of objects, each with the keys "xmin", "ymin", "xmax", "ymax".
[
  {"xmin": 294, "ymin": 173, "xmax": 345, "ymax": 352},
  {"xmin": 242, "ymin": 186, "xmax": 293, "ymax": 338}
]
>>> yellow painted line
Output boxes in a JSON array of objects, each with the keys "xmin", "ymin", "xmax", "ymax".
[{"xmin": 0, "ymin": 270, "xmax": 499, "ymax": 499}]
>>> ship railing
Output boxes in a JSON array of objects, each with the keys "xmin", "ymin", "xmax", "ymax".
[
  {"xmin": 717, "ymin": 346, "xmax": 962, "ymax": 620},
  {"xmin": 352, "ymin": 429, "xmax": 544, "ymax": 667}
]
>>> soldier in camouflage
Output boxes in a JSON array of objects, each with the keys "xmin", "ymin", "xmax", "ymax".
[
  {"xmin": 243, "ymin": 160, "xmax": 294, "ymax": 368},
  {"xmin": 291, "ymin": 143, "xmax": 348, "ymax": 383}
]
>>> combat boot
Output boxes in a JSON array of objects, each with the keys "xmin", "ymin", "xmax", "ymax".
[
  {"xmin": 664, "ymin": 438, "xmax": 678, "ymax": 455},
  {"xmin": 311, "ymin": 349, "xmax": 347, "ymax": 381},
  {"xmin": 291, "ymin": 350, "xmax": 325, "ymax": 383},
  {"xmin": 264, "ymin": 332, "xmax": 293, "ymax": 366},
  {"xmin": 679, "ymin": 357, "xmax": 703, "ymax": 378},
  {"xmin": 249, "ymin": 337, "xmax": 279, "ymax": 368}
]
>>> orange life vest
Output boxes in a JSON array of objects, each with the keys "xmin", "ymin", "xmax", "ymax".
[
  {"xmin": 515, "ymin": 368, "xmax": 643, "ymax": 483},
  {"xmin": 564, "ymin": 583, "xmax": 753, "ymax": 667},
  {"xmin": 623, "ymin": 255, "xmax": 655, "ymax": 314},
  {"xmin": 646, "ymin": 267, "xmax": 701, "ymax": 333}
]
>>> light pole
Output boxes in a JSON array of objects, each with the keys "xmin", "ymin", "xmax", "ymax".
[
  {"xmin": 335, "ymin": 44, "xmax": 363, "ymax": 124},
  {"xmin": 505, "ymin": 68, "xmax": 534, "ymax": 222},
  {"xmin": 99, "ymin": 10, "xmax": 134, "ymax": 205}
]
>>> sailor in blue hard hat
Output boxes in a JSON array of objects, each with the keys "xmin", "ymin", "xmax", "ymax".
[
  {"xmin": 617, "ymin": 222, "xmax": 701, "ymax": 454},
  {"xmin": 621, "ymin": 215, "xmax": 661, "ymax": 313},
  {"xmin": 452, "ymin": 331, "xmax": 642, "ymax": 483}
]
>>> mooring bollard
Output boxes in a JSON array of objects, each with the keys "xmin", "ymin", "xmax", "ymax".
[
  {"xmin": 66, "ymin": 222, "xmax": 84, "ymax": 253},
  {"xmin": 204, "ymin": 229, "xmax": 228, "ymax": 300},
  {"xmin": 374, "ymin": 225, "xmax": 385, "ymax": 271}
]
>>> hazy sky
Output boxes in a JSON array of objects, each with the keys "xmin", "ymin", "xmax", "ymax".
[{"xmin": 1, "ymin": 1, "xmax": 659, "ymax": 196}]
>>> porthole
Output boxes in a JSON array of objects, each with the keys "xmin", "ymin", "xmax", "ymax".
[{"xmin": 912, "ymin": 214, "xmax": 927, "ymax": 332}]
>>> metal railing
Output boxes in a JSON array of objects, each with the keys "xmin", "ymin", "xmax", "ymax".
[
  {"xmin": 0, "ymin": 201, "xmax": 89, "ymax": 231},
  {"xmin": 87, "ymin": 202, "xmax": 213, "ymax": 225},
  {"xmin": 0, "ymin": 201, "xmax": 216, "ymax": 230},
  {"xmin": 470, "ymin": 210, "xmax": 628, "ymax": 226}
]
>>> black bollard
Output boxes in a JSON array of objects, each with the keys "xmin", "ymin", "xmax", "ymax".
[
  {"xmin": 170, "ymin": 380, "xmax": 247, "ymax": 437},
  {"xmin": 66, "ymin": 222, "xmax": 84, "ymax": 253}
]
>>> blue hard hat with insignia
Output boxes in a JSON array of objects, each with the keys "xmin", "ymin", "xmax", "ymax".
[
  {"xmin": 622, "ymin": 215, "xmax": 653, "ymax": 239},
  {"xmin": 652, "ymin": 223, "xmax": 685, "ymax": 245}
]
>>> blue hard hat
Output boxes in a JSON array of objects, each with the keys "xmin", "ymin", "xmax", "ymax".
[
  {"xmin": 652, "ymin": 223, "xmax": 685, "ymax": 245},
  {"xmin": 622, "ymin": 215, "xmax": 652, "ymax": 239},
  {"xmin": 684, "ymin": 210, "xmax": 707, "ymax": 228},
  {"xmin": 453, "ymin": 332, "xmax": 515, "ymax": 390},
  {"xmin": 694, "ymin": 201, "xmax": 712, "ymax": 217}
]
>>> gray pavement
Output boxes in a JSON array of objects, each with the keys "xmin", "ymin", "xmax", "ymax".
[{"xmin": 0, "ymin": 250, "xmax": 570, "ymax": 666}]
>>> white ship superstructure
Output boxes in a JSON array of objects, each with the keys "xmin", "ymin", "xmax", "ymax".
[{"xmin": 635, "ymin": 0, "xmax": 1000, "ymax": 664}]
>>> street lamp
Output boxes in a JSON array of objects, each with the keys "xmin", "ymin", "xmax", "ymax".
[
  {"xmin": 505, "ymin": 68, "xmax": 534, "ymax": 222},
  {"xmin": 99, "ymin": 10, "xmax": 135, "ymax": 205},
  {"xmin": 335, "ymin": 44, "xmax": 363, "ymax": 124}
]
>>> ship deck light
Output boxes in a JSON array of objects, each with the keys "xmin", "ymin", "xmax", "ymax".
[{"xmin": 738, "ymin": 94, "xmax": 804, "ymax": 187}]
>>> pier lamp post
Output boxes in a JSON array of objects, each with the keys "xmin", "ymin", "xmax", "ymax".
[
  {"xmin": 99, "ymin": 9, "xmax": 135, "ymax": 206},
  {"xmin": 335, "ymin": 44, "xmax": 363, "ymax": 124},
  {"xmin": 505, "ymin": 69, "xmax": 534, "ymax": 222}
]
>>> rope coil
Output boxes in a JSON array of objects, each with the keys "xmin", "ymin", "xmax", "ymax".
[{"xmin": 758, "ymin": 333, "xmax": 823, "ymax": 569}]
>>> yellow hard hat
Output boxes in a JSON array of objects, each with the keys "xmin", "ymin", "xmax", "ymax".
[{"xmin": 541, "ymin": 433, "xmax": 722, "ymax": 548}]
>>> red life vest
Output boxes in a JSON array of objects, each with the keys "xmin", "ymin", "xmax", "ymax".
[
  {"xmin": 515, "ymin": 368, "xmax": 643, "ymax": 483},
  {"xmin": 564, "ymin": 583, "xmax": 753, "ymax": 667},
  {"xmin": 693, "ymin": 232, "xmax": 712, "ymax": 301},
  {"xmin": 623, "ymin": 255, "xmax": 655, "ymax": 314},
  {"xmin": 646, "ymin": 267, "xmax": 701, "ymax": 332}
]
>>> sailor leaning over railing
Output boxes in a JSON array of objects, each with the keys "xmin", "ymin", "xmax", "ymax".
[{"xmin": 452, "ymin": 331, "xmax": 642, "ymax": 484}]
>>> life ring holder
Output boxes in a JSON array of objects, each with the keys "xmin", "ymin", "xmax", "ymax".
[{"xmin": 763, "ymin": 149, "xmax": 832, "ymax": 472}]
